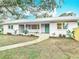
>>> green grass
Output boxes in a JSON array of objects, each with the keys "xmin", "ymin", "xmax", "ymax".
[
  {"xmin": 27, "ymin": 48, "xmax": 39, "ymax": 59},
  {"xmin": 0, "ymin": 37, "xmax": 79, "ymax": 59},
  {"xmin": 0, "ymin": 47, "xmax": 40, "ymax": 59},
  {"xmin": 0, "ymin": 35, "xmax": 38, "ymax": 47}
]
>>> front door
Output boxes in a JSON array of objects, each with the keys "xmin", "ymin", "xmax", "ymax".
[{"xmin": 45, "ymin": 24, "xmax": 49, "ymax": 33}]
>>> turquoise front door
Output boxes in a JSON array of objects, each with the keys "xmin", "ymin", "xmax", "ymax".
[{"xmin": 45, "ymin": 24, "xmax": 49, "ymax": 33}]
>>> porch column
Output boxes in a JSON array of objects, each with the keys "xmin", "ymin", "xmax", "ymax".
[
  {"xmin": 24, "ymin": 24, "xmax": 26, "ymax": 30},
  {"xmin": 49, "ymin": 23, "xmax": 52, "ymax": 36},
  {"xmin": 39, "ymin": 23, "xmax": 41, "ymax": 34},
  {"xmin": 24, "ymin": 24, "xmax": 27, "ymax": 34}
]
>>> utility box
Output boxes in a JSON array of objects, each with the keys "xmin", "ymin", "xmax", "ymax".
[{"xmin": 73, "ymin": 28, "xmax": 79, "ymax": 41}]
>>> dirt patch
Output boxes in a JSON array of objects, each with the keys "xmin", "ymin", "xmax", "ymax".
[{"xmin": 0, "ymin": 35, "xmax": 38, "ymax": 47}]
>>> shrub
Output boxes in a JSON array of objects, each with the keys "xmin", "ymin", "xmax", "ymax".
[
  {"xmin": 66, "ymin": 30, "xmax": 74, "ymax": 39},
  {"xmin": 7, "ymin": 33, "xmax": 12, "ymax": 35},
  {"xmin": 23, "ymin": 29, "xmax": 28, "ymax": 34},
  {"xmin": 59, "ymin": 34, "xmax": 62, "ymax": 37},
  {"xmin": 63, "ymin": 34, "xmax": 66, "ymax": 38}
]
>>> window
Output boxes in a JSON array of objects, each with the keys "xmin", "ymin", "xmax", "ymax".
[
  {"xmin": 37, "ymin": 25, "xmax": 39, "ymax": 29},
  {"xmin": 26, "ymin": 25, "xmax": 31, "ymax": 29},
  {"xmin": 32, "ymin": 25, "xmax": 39, "ymax": 29},
  {"xmin": 8, "ymin": 25, "xmax": 10, "ymax": 29},
  {"xmin": 19, "ymin": 25, "xmax": 24, "ymax": 33},
  {"xmin": 63, "ymin": 22, "xmax": 68, "ymax": 29},
  {"xmin": 57, "ymin": 22, "xmax": 62, "ymax": 29},
  {"xmin": 57, "ymin": 22, "xmax": 68, "ymax": 29},
  {"xmin": 8, "ymin": 25, "xmax": 13, "ymax": 29},
  {"xmin": 11, "ymin": 25, "xmax": 13, "ymax": 29}
]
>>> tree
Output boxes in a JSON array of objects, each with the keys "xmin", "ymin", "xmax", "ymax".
[
  {"xmin": 59, "ymin": 12, "xmax": 76, "ymax": 17},
  {"xmin": 0, "ymin": 0, "xmax": 64, "ymax": 19}
]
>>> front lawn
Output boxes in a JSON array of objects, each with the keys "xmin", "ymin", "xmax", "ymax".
[
  {"xmin": 0, "ymin": 38, "xmax": 79, "ymax": 59},
  {"xmin": 0, "ymin": 35, "xmax": 38, "ymax": 47}
]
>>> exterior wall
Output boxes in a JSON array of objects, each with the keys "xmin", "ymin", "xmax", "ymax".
[
  {"xmin": 28, "ymin": 29, "xmax": 39, "ymax": 33},
  {"xmin": 3, "ymin": 25, "xmax": 8, "ymax": 34},
  {"xmin": 3, "ymin": 21, "xmax": 78, "ymax": 37},
  {"xmin": 13, "ymin": 24, "xmax": 19, "ymax": 34},
  {"xmin": 3, "ymin": 24, "xmax": 19, "ymax": 35},
  {"xmin": 68, "ymin": 22, "xmax": 77, "ymax": 31},
  {"xmin": 49, "ymin": 22, "xmax": 78, "ymax": 37},
  {"xmin": 41, "ymin": 24, "xmax": 45, "ymax": 33},
  {"xmin": 50, "ymin": 23, "xmax": 60, "ymax": 37}
]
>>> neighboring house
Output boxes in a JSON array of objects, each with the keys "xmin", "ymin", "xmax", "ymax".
[{"xmin": 1, "ymin": 16, "xmax": 79, "ymax": 37}]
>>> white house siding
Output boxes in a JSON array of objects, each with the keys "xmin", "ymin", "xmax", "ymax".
[
  {"xmin": 3, "ymin": 25, "xmax": 8, "ymax": 34},
  {"xmin": 3, "ymin": 22, "xmax": 78, "ymax": 37},
  {"xmin": 50, "ymin": 23, "xmax": 55, "ymax": 36},
  {"xmin": 50, "ymin": 22, "xmax": 78, "ymax": 37},
  {"xmin": 13, "ymin": 24, "xmax": 19, "ymax": 34},
  {"xmin": 28, "ymin": 29, "xmax": 39, "ymax": 33},
  {"xmin": 49, "ymin": 23, "xmax": 61, "ymax": 37},
  {"xmin": 57, "ymin": 29, "xmax": 67, "ymax": 37},
  {"xmin": 68, "ymin": 22, "xmax": 78, "ymax": 31},
  {"xmin": 3, "ymin": 24, "xmax": 19, "ymax": 35},
  {"xmin": 41, "ymin": 24, "xmax": 45, "ymax": 33},
  {"xmin": 3, "ymin": 25, "xmax": 14, "ymax": 34}
]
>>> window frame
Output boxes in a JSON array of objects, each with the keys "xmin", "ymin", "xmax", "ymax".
[
  {"xmin": 57, "ymin": 22, "xmax": 68, "ymax": 29},
  {"xmin": 57, "ymin": 22, "xmax": 63, "ymax": 29},
  {"xmin": 32, "ymin": 24, "xmax": 39, "ymax": 29},
  {"xmin": 63, "ymin": 22, "xmax": 68, "ymax": 29},
  {"xmin": 8, "ymin": 25, "xmax": 13, "ymax": 29}
]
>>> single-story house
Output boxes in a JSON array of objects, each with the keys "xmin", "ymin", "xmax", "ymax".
[{"xmin": 1, "ymin": 16, "xmax": 79, "ymax": 37}]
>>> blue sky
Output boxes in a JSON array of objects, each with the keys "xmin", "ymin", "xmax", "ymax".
[
  {"xmin": 57, "ymin": 0, "xmax": 79, "ymax": 16},
  {"xmin": 33, "ymin": 0, "xmax": 79, "ymax": 16}
]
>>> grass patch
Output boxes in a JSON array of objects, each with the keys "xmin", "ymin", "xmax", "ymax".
[
  {"xmin": 0, "ymin": 35, "xmax": 38, "ymax": 47},
  {"xmin": 27, "ymin": 48, "xmax": 40, "ymax": 59},
  {"xmin": 0, "ymin": 47, "xmax": 40, "ymax": 59},
  {"xmin": 0, "ymin": 37, "xmax": 79, "ymax": 59}
]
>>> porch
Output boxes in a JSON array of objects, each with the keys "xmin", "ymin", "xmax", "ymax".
[{"xmin": 19, "ymin": 24, "xmax": 50, "ymax": 35}]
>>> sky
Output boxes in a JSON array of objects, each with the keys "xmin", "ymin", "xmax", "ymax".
[
  {"xmin": 33, "ymin": 0, "xmax": 79, "ymax": 16},
  {"xmin": 56, "ymin": 0, "xmax": 79, "ymax": 16}
]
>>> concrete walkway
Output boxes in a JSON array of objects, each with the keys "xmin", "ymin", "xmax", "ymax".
[{"xmin": 0, "ymin": 34, "xmax": 49, "ymax": 51}]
